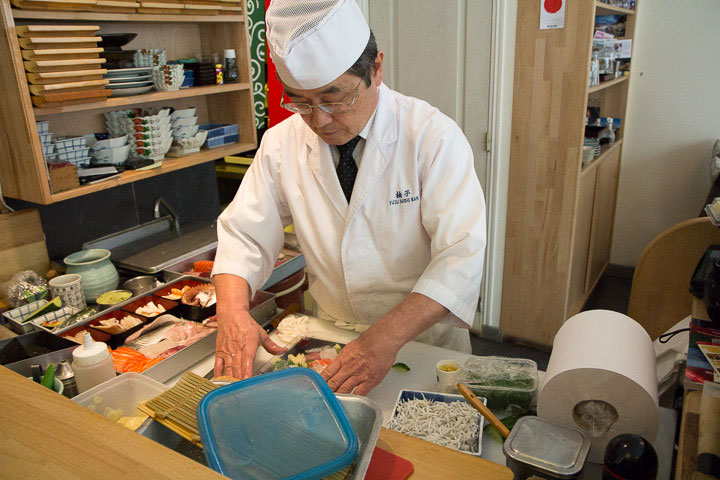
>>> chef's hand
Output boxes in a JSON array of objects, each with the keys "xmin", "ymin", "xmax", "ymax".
[
  {"xmin": 321, "ymin": 328, "xmax": 399, "ymax": 396},
  {"xmin": 214, "ymin": 310, "xmax": 286, "ymax": 379}
]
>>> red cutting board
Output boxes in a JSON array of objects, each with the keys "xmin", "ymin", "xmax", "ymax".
[{"xmin": 365, "ymin": 447, "xmax": 414, "ymax": 480}]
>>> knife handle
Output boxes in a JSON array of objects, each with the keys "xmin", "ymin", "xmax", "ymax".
[
  {"xmin": 457, "ymin": 382, "xmax": 510, "ymax": 439},
  {"xmin": 263, "ymin": 303, "xmax": 300, "ymax": 333}
]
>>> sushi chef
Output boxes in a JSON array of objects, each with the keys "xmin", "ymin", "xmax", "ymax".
[{"xmin": 212, "ymin": 0, "xmax": 486, "ymax": 395}]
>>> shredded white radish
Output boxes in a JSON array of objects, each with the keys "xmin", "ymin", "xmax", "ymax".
[
  {"xmin": 387, "ymin": 397, "xmax": 480, "ymax": 453},
  {"xmin": 276, "ymin": 315, "xmax": 310, "ymax": 343}
]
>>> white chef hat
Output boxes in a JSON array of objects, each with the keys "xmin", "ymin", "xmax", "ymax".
[{"xmin": 266, "ymin": 0, "xmax": 370, "ymax": 90}]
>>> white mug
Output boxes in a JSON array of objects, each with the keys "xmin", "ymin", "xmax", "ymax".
[{"xmin": 49, "ymin": 274, "xmax": 86, "ymax": 310}]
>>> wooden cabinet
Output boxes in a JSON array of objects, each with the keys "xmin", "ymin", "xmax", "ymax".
[
  {"xmin": 0, "ymin": 1, "xmax": 257, "ymax": 205},
  {"xmin": 500, "ymin": 1, "xmax": 637, "ymax": 348}
]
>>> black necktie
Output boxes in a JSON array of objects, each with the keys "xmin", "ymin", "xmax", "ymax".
[{"xmin": 336, "ymin": 136, "xmax": 361, "ymax": 203}]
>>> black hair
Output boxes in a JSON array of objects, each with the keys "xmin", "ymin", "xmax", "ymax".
[{"xmin": 345, "ymin": 30, "xmax": 378, "ymax": 87}]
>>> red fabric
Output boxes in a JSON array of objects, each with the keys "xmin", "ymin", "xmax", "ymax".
[{"xmin": 266, "ymin": 0, "xmax": 293, "ymax": 127}]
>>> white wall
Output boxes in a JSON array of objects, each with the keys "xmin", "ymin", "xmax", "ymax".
[{"xmin": 611, "ymin": 0, "xmax": 720, "ymax": 266}]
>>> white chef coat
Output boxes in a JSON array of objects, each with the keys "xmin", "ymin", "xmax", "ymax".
[{"xmin": 213, "ymin": 83, "xmax": 486, "ymax": 351}]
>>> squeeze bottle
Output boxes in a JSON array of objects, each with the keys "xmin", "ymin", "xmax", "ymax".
[{"xmin": 72, "ymin": 333, "xmax": 116, "ymax": 394}]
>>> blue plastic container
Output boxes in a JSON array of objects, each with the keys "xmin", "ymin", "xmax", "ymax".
[
  {"xmin": 197, "ymin": 368, "xmax": 358, "ymax": 480},
  {"xmin": 205, "ymin": 133, "xmax": 239, "ymax": 148},
  {"xmin": 198, "ymin": 123, "xmax": 239, "ymax": 139}
]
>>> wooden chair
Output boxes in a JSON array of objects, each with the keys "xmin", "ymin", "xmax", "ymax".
[{"xmin": 628, "ymin": 217, "xmax": 720, "ymax": 340}]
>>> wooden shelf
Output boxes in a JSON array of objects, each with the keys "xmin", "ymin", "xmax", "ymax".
[
  {"xmin": 33, "ymin": 82, "xmax": 250, "ymax": 116},
  {"xmin": 588, "ymin": 75, "xmax": 628, "ymax": 94},
  {"xmin": 12, "ymin": 9, "xmax": 244, "ymax": 23},
  {"xmin": 49, "ymin": 141, "xmax": 254, "ymax": 202},
  {"xmin": 580, "ymin": 138, "xmax": 623, "ymax": 177},
  {"xmin": 595, "ymin": 1, "xmax": 636, "ymax": 15}
]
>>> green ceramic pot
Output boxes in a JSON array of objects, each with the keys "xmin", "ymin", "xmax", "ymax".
[{"xmin": 63, "ymin": 249, "xmax": 119, "ymax": 302}]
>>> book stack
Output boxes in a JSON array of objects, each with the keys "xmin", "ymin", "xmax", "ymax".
[
  {"xmin": 685, "ymin": 316, "xmax": 720, "ymax": 391},
  {"xmin": 17, "ymin": 25, "xmax": 111, "ymax": 108}
]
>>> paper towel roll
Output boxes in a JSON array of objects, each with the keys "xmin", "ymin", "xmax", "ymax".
[{"xmin": 538, "ymin": 310, "xmax": 659, "ymax": 463}]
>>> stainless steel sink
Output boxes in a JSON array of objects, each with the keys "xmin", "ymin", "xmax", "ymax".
[{"xmin": 83, "ymin": 218, "xmax": 218, "ymax": 275}]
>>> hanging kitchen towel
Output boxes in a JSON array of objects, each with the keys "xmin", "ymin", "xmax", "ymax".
[{"xmin": 537, "ymin": 310, "xmax": 659, "ymax": 463}]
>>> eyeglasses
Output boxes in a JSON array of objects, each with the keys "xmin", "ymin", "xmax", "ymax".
[{"xmin": 280, "ymin": 79, "xmax": 363, "ymax": 115}]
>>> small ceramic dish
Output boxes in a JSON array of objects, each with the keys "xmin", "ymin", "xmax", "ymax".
[
  {"xmin": 36, "ymin": 120, "xmax": 49, "ymax": 134},
  {"xmin": 38, "ymin": 132, "xmax": 52, "ymax": 145},
  {"xmin": 172, "ymin": 125, "xmax": 199, "ymax": 138},
  {"xmin": 42, "ymin": 143, "xmax": 55, "ymax": 155},
  {"xmin": 53, "ymin": 136, "xmax": 86, "ymax": 153},
  {"xmin": 110, "ymin": 85, "xmax": 154, "ymax": 97},
  {"xmin": 57, "ymin": 147, "xmax": 90, "ymax": 163},
  {"xmin": 170, "ymin": 107, "xmax": 196, "ymax": 119},
  {"xmin": 176, "ymin": 130, "xmax": 208, "ymax": 149},
  {"xmin": 91, "ymin": 143, "xmax": 131, "ymax": 165},
  {"xmin": 170, "ymin": 116, "xmax": 197, "ymax": 128},
  {"xmin": 132, "ymin": 130, "xmax": 171, "ymax": 141},
  {"xmin": 131, "ymin": 123, "xmax": 171, "ymax": 135},
  {"xmin": 88, "ymin": 134, "xmax": 128, "ymax": 151},
  {"xmin": 107, "ymin": 75, "xmax": 152, "ymax": 84}
]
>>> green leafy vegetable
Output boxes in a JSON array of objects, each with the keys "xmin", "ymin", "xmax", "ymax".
[
  {"xmin": 483, "ymin": 414, "xmax": 524, "ymax": 443},
  {"xmin": 392, "ymin": 362, "xmax": 410, "ymax": 372}
]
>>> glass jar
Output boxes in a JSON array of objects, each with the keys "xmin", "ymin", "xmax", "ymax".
[{"xmin": 223, "ymin": 49, "xmax": 239, "ymax": 84}]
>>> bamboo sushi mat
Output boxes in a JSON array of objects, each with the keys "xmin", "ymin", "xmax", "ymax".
[{"xmin": 137, "ymin": 371, "xmax": 354, "ymax": 479}]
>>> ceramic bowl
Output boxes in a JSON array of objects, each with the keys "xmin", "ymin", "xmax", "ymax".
[
  {"xmin": 92, "ymin": 143, "xmax": 131, "ymax": 165},
  {"xmin": 176, "ymin": 130, "xmax": 208, "ymax": 149},
  {"xmin": 134, "ymin": 49, "xmax": 166, "ymax": 67},
  {"xmin": 132, "ymin": 130, "xmax": 171, "ymax": 141},
  {"xmin": 57, "ymin": 147, "xmax": 90, "ymax": 163},
  {"xmin": 172, "ymin": 125, "xmax": 199, "ymax": 138},
  {"xmin": 131, "ymin": 123, "xmax": 172, "ymax": 135},
  {"xmin": 88, "ymin": 134, "xmax": 128, "ymax": 151},
  {"xmin": 170, "ymin": 107, "xmax": 196, "ymax": 120},
  {"xmin": 53, "ymin": 136, "xmax": 86, "ymax": 153},
  {"xmin": 171, "ymin": 116, "xmax": 197, "ymax": 128}
]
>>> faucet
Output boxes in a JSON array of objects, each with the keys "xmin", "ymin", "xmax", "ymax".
[{"xmin": 154, "ymin": 197, "xmax": 181, "ymax": 233}]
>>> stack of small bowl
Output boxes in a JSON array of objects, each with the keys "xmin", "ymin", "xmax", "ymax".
[
  {"xmin": 85, "ymin": 133, "xmax": 131, "ymax": 165},
  {"xmin": 133, "ymin": 48, "xmax": 166, "ymax": 67},
  {"xmin": 166, "ymin": 107, "xmax": 208, "ymax": 157},
  {"xmin": 153, "ymin": 64, "xmax": 185, "ymax": 92},
  {"xmin": 52, "ymin": 136, "xmax": 90, "ymax": 166},
  {"xmin": 104, "ymin": 108, "xmax": 173, "ymax": 162}
]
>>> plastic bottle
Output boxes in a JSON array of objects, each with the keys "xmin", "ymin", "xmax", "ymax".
[
  {"xmin": 71, "ymin": 333, "xmax": 116, "ymax": 394},
  {"xmin": 223, "ymin": 49, "xmax": 238, "ymax": 83}
]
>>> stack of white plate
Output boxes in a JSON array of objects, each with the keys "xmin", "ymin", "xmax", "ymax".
[{"xmin": 104, "ymin": 67, "xmax": 154, "ymax": 97}]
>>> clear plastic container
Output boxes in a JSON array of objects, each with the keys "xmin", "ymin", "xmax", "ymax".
[
  {"xmin": 462, "ymin": 356, "xmax": 538, "ymax": 412},
  {"xmin": 503, "ymin": 416, "xmax": 590, "ymax": 479},
  {"xmin": 72, "ymin": 372, "xmax": 167, "ymax": 426},
  {"xmin": 197, "ymin": 368, "xmax": 358, "ymax": 480}
]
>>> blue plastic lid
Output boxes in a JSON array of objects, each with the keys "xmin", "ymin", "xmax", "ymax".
[{"xmin": 197, "ymin": 368, "xmax": 359, "ymax": 480}]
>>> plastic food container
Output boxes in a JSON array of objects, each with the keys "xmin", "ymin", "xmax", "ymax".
[
  {"xmin": 197, "ymin": 368, "xmax": 358, "ymax": 480},
  {"xmin": 503, "ymin": 416, "xmax": 591, "ymax": 479},
  {"xmin": 85, "ymin": 310, "xmax": 147, "ymax": 349},
  {"xmin": 389, "ymin": 389, "xmax": 485, "ymax": 456},
  {"xmin": 72, "ymin": 372, "xmax": 167, "ymax": 426},
  {"xmin": 462, "ymin": 356, "xmax": 538, "ymax": 412}
]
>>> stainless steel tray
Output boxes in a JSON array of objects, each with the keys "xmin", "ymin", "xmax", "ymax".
[
  {"xmin": 336, "ymin": 394, "xmax": 383, "ymax": 480},
  {"xmin": 54, "ymin": 276, "xmax": 277, "ymax": 384},
  {"xmin": 162, "ymin": 232, "xmax": 307, "ymax": 290}
]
